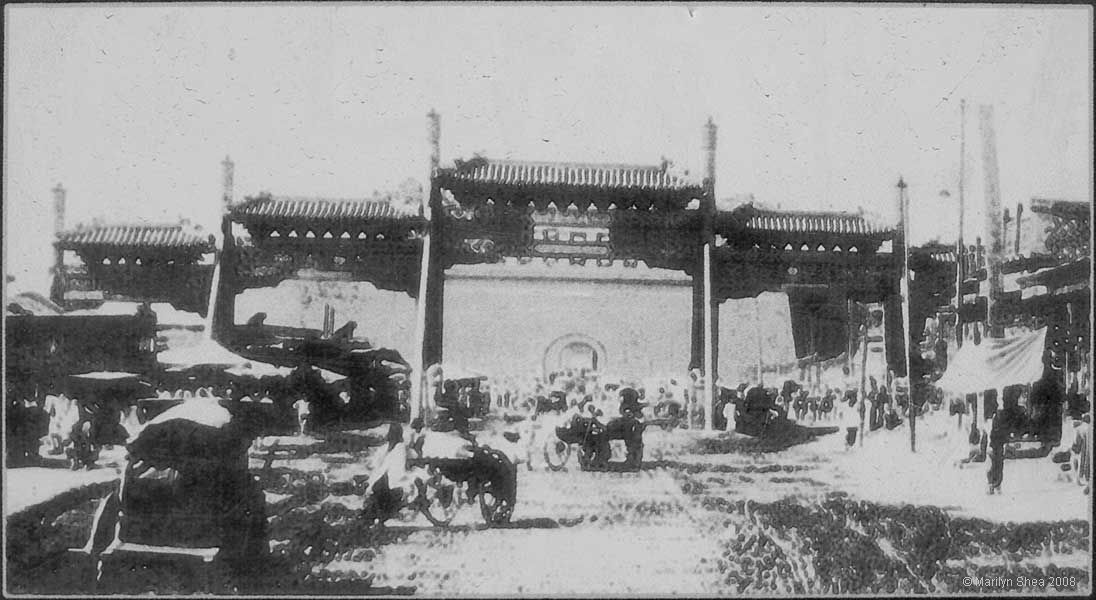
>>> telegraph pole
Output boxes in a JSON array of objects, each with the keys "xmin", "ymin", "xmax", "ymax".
[
  {"xmin": 898, "ymin": 177, "xmax": 915, "ymax": 452},
  {"xmin": 980, "ymin": 105, "xmax": 1004, "ymax": 339},
  {"xmin": 955, "ymin": 99, "xmax": 966, "ymax": 348}
]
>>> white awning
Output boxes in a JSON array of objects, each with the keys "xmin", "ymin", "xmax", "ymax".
[
  {"xmin": 158, "ymin": 340, "xmax": 253, "ymax": 369},
  {"xmin": 935, "ymin": 327, "xmax": 1048, "ymax": 395}
]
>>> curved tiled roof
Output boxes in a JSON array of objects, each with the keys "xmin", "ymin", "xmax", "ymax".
[
  {"xmin": 439, "ymin": 158, "xmax": 703, "ymax": 192},
  {"xmin": 911, "ymin": 244, "xmax": 958, "ymax": 263},
  {"xmin": 739, "ymin": 209, "xmax": 891, "ymax": 236},
  {"xmin": 57, "ymin": 224, "xmax": 214, "ymax": 251},
  {"xmin": 231, "ymin": 195, "xmax": 417, "ymax": 221}
]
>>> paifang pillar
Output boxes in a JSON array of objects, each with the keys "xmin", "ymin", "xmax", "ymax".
[
  {"xmin": 422, "ymin": 182, "xmax": 446, "ymax": 367},
  {"xmin": 702, "ymin": 117, "xmax": 719, "ymax": 386},
  {"xmin": 690, "ymin": 256, "xmax": 705, "ymax": 373},
  {"xmin": 211, "ymin": 213, "xmax": 237, "ymax": 341}
]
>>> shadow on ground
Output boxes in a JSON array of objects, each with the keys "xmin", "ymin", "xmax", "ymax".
[{"xmin": 687, "ymin": 425, "xmax": 840, "ymax": 454}]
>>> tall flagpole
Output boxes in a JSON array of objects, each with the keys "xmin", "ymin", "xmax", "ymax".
[
  {"xmin": 898, "ymin": 177, "xmax": 915, "ymax": 453},
  {"xmin": 955, "ymin": 99, "xmax": 966, "ymax": 348}
]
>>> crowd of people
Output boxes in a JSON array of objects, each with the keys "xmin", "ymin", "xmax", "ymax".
[
  {"xmin": 4, "ymin": 368, "xmax": 354, "ymax": 470},
  {"xmin": 8, "ymin": 358, "xmax": 1091, "ymax": 508},
  {"xmin": 435, "ymin": 362, "xmax": 1092, "ymax": 498}
]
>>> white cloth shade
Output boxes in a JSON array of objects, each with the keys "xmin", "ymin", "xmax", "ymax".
[{"xmin": 935, "ymin": 327, "xmax": 1048, "ymax": 395}]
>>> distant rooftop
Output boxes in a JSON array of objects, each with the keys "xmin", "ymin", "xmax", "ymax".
[
  {"xmin": 57, "ymin": 224, "xmax": 214, "ymax": 252},
  {"xmin": 231, "ymin": 194, "xmax": 419, "ymax": 222},
  {"xmin": 438, "ymin": 157, "xmax": 704, "ymax": 193},
  {"xmin": 717, "ymin": 203, "xmax": 893, "ymax": 237}
]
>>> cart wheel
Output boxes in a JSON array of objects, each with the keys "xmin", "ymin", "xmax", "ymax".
[
  {"xmin": 577, "ymin": 444, "xmax": 595, "ymax": 470},
  {"xmin": 419, "ymin": 478, "xmax": 462, "ymax": 527},
  {"xmin": 478, "ymin": 483, "xmax": 514, "ymax": 526},
  {"xmin": 543, "ymin": 440, "xmax": 571, "ymax": 471}
]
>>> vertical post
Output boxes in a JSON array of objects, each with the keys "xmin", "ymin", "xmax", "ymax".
[
  {"xmin": 703, "ymin": 117, "xmax": 718, "ymax": 431},
  {"xmin": 979, "ymin": 105, "xmax": 1004, "ymax": 339},
  {"xmin": 690, "ymin": 269, "xmax": 705, "ymax": 374},
  {"xmin": 755, "ymin": 297, "xmax": 764, "ymax": 386},
  {"xmin": 210, "ymin": 157, "xmax": 238, "ymax": 342},
  {"xmin": 412, "ymin": 110, "xmax": 442, "ymax": 423},
  {"xmin": 703, "ymin": 242, "xmax": 715, "ymax": 431},
  {"xmin": 221, "ymin": 156, "xmax": 235, "ymax": 211},
  {"xmin": 859, "ymin": 318, "xmax": 869, "ymax": 446},
  {"xmin": 898, "ymin": 177, "xmax": 915, "ymax": 452},
  {"xmin": 1014, "ymin": 203, "xmax": 1023, "ymax": 256},
  {"xmin": 53, "ymin": 183, "xmax": 67, "ymax": 235},
  {"xmin": 411, "ymin": 230, "xmax": 431, "ymax": 423},
  {"xmin": 846, "ymin": 298, "xmax": 856, "ymax": 378},
  {"xmin": 423, "ymin": 111, "xmax": 445, "ymax": 368},
  {"xmin": 50, "ymin": 184, "xmax": 68, "ymax": 305},
  {"xmin": 1065, "ymin": 302, "xmax": 1074, "ymax": 390},
  {"xmin": 955, "ymin": 99, "xmax": 966, "ymax": 349}
]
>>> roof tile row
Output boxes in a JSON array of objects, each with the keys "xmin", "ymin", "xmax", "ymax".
[
  {"xmin": 443, "ymin": 159, "xmax": 702, "ymax": 191},
  {"xmin": 743, "ymin": 211, "xmax": 887, "ymax": 236},
  {"xmin": 58, "ymin": 225, "xmax": 213, "ymax": 250},
  {"xmin": 231, "ymin": 195, "xmax": 417, "ymax": 221}
]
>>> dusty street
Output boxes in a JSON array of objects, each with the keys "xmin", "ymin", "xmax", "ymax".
[{"xmin": 6, "ymin": 419, "xmax": 1092, "ymax": 596}]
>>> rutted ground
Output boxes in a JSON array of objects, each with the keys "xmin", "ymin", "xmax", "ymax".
[{"xmin": 6, "ymin": 424, "xmax": 1091, "ymax": 595}]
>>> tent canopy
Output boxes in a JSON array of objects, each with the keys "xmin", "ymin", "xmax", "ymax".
[
  {"xmin": 225, "ymin": 363, "xmax": 346, "ymax": 384},
  {"xmin": 935, "ymin": 327, "xmax": 1048, "ymax": 395},
  {"xmin": 159, "ymin": 339, "xmax": 253, "ymax": 369}
]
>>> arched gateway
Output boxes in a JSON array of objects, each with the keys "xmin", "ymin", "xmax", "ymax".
[{"xmin": 543, "ymin": 334, "xmax": 608, "ymax": 377}]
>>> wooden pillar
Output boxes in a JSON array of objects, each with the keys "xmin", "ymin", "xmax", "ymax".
[
  {"xmin": 422, "ymin": 111, "xmax": 445, "ymax": 369},
  {"xmin": 897, "ymin": 177, "xmax": 915, "ymax": 452},
  {"xmin": 755, "ymin": 297, "xmax": 764, "ymax": 385},
  {"xmin": 210, "ymin": 213, "xmax": 237, "ymax": 342},
  {"xmin": 210, "ymin": 156, "xmax": 238, "ymax": 342},
  {"xmin": 703, "ymin": 241, "xmax": 715, "ymax": 431},
  {"xmin": 690, "ymin": 265, "xmax": 705, "ymax": 373},
  {"xmin": 422, "ymin": 187, "xmax": 446, "ymax": 367},
  {"xmin": 702, "ymin": 117, "xmax": 718, "ymax": 430}
]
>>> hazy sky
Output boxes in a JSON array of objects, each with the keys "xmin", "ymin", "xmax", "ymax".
[{"xmin": 4, "ymin": 4, "xmax": 1092, "ymax": 295}]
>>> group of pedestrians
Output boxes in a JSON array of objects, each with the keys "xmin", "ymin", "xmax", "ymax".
[{"xmin": 6, "ymin": 392, "xmax": 105, "ymax": 469}]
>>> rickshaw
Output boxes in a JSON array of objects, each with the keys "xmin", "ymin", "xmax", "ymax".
[
  {"xmin": 70, "ymin": 397, "xmax": 267, "ymax": 590},
  {"xmin": 64, "ymin": 372, "xmax": 153, "ymax": 447},
  {"xmin": 546, "ymin": 395, "xmax": 647, "ymax": 472},
  {"xmin": 735, "ymin": 386, "xmax": 792, "ymax": 437},
  {"xmin": 410, "ymin": 441, "xmax": 517, "ymax": 527},
  {"xmin": 360, "ymin": 430, "xmax": 518, "ymax": 528}
]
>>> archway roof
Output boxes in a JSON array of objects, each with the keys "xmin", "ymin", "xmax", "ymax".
[
  {"xmin": 231, "ymin": 194, "xmax": 424, "ymax": 227},
  {"xmin": 56, "ymin": 224, "xmax": 215, "ymax": 254},
  {"xmin": 435, "ymin": 157, "xmax": 705, "ymax": 211}
]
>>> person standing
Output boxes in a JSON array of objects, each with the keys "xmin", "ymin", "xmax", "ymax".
[
  {"xmin": 617, "ymin": 388, "xmax": 647, "ymax": 471},
  {"xmin": 986, "ymin": 400, "xmax": 1012, "ymax": 495},
  {"xmin": 364, "ymin": 423, "xmax": 420, "ymax": 526},
  {"xmin": 1070, "ymin": 414, "xmax": 1090, "ymax": 492},
  {"xmin": 66, "ymin": 419, "xmax": 98, "ymax": 470},
  {"xmin": 820, "ymin": 389, "xmax": 835, "ymax": 421},
  {"xmin": 842, "ymin": 396, "xmax": 861, "ymax": 450},
  {"xmin": 293, "ymin": 395, "xmax": 313, "ymax": 436},
  {"xmin": 722, "ymin": 391, "xmax": 737, "ymax": 431}
]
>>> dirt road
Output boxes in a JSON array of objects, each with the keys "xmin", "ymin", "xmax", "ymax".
[{"xmin": 6, "ymin": 424, "xmax": 1091, "ymax": 596}]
